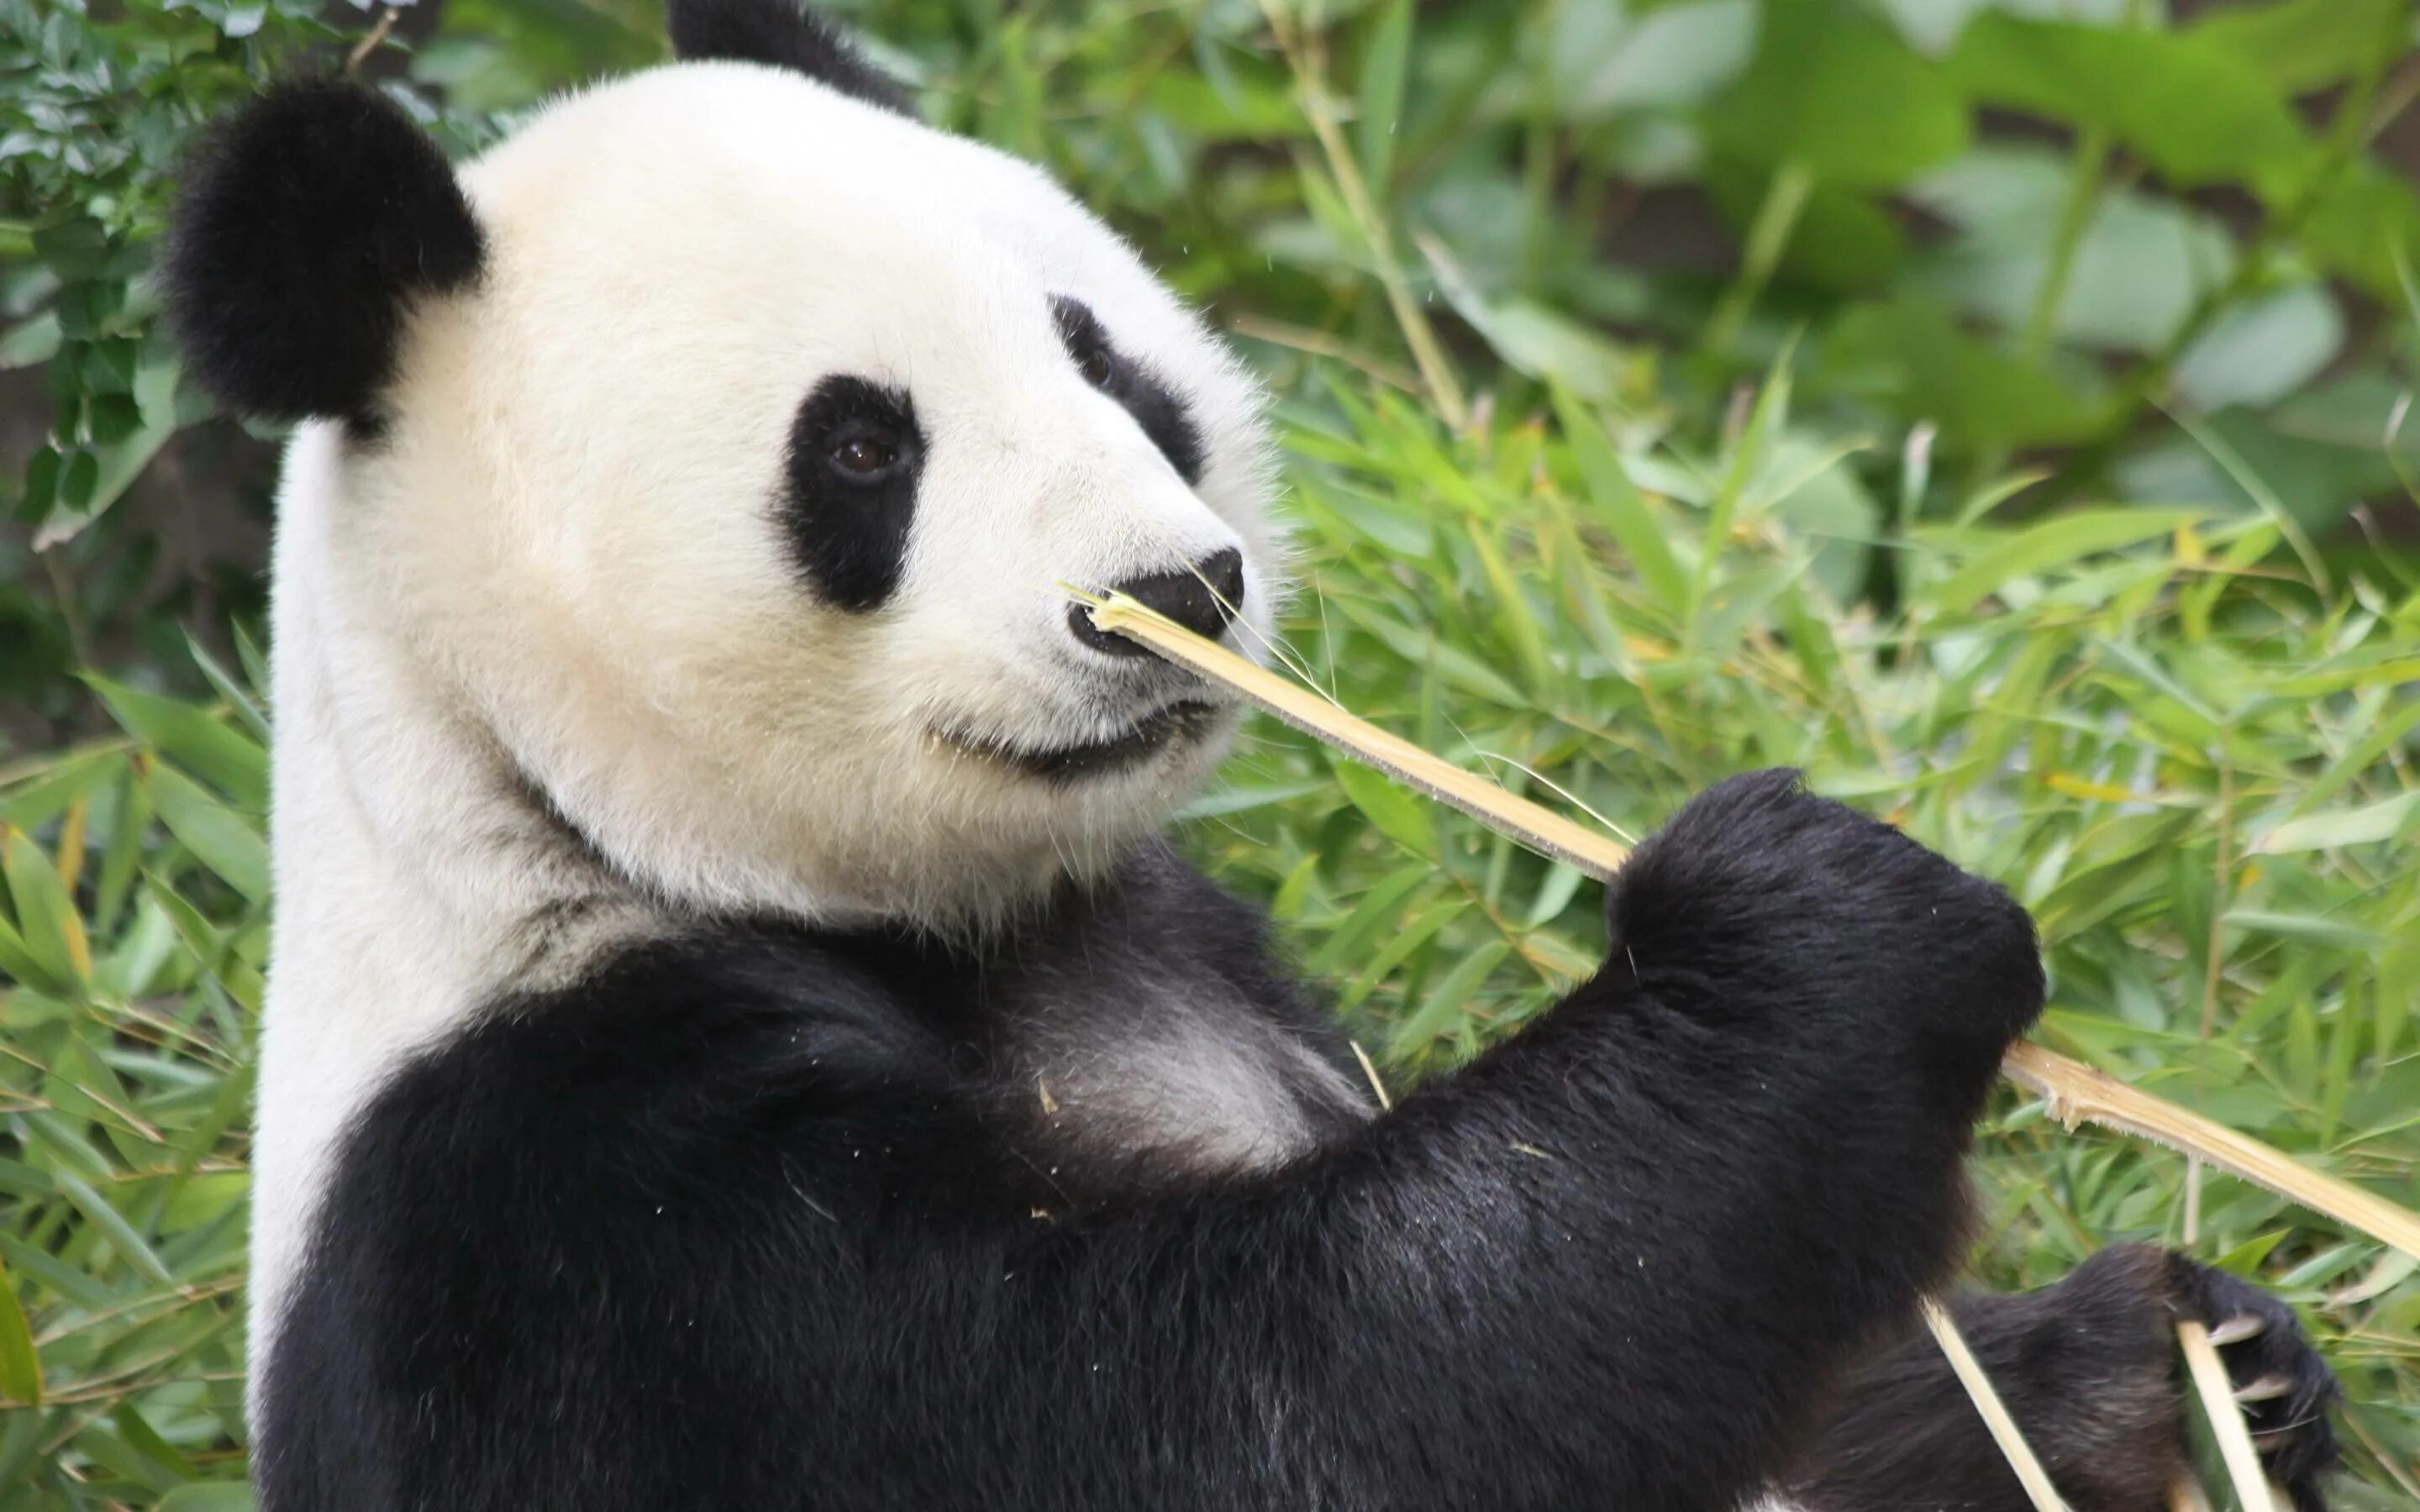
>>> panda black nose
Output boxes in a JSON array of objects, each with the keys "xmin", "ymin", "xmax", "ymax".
[{"xmin": 1070, "ymin": 547, "xmax": 1245, "ymax": 657}]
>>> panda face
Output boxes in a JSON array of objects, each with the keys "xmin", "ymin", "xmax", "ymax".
[{"xmin": 316, "ymin": 61, "xmax": 1281, "ymax": 925}]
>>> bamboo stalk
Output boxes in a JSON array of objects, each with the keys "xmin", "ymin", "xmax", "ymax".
[
  {"xmin": 2003, "ymin": 1043, "xmax": 2420, "ymax": 1262},
  {"xmin": 2178, "ymin": 1320, "xmax": 2280, "ymax": 1512},
  {"xmin": 1083, "ymin": 591, "xmax": 2420, "ymax": 1264},
  {"xmin": 1920, "ymin": 1299, "xmax": 2074, "ymax": 1512},
  {"xmin": 2169, "ymin": 1475, "xmax": 2217, "ymax": 1512}
]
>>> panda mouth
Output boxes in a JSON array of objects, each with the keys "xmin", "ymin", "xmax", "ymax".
[{"xmin": 939, "ymin": 700, "xmax": 1221, "ymax": 783}]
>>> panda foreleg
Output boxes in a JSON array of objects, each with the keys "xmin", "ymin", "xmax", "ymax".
[{"xmin": 803, "ymin": 769, "xmax": 2046, "ymax": 1507}]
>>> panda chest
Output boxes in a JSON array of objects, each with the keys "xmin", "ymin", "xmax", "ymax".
[{"xmin": 971, "ymin": 968, "xmax": 1373, "ymax": 1184}]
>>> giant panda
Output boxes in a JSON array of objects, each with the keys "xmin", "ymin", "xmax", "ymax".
[{"xmin": 159, "ymin": 3, "xmax": 2341, "ymax": 1508}]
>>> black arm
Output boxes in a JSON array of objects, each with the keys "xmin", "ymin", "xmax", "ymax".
[{"xmin": 256, "ymin": 772, "xmax": 2044, "ymax": 1512}]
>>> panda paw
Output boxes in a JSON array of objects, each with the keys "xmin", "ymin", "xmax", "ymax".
[
  {"xmin": 1609, "ymin": 769, "xmax": 2044, "ymax": 1069},
  {"xmin": 2165, "ymin": 1251, "xmax": 2342, "ymax": 1511}
]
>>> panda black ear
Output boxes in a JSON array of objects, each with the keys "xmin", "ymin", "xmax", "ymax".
[
  {"xmin": 666, "ymin": 0, "xmax": 915, "ymax": 117},
  {"xmin": 161, "ymin": 79, "xmax": 484, "ymax": 425}
]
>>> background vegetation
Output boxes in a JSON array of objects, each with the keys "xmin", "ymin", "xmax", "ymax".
[{"xmin": 3, "ymin": 0, "xmax": 2419, "ymax": 1504}]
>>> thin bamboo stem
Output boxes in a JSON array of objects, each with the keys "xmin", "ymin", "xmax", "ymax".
[
  {"xmin": 2168, "ymin": 1474, "xmax": 2216, "ymax": 1512},
  {"xmin": 2178, "ymin": 1320, "xmax": 2278, "ymax": 1512},
  {"xmin": 1921, "ymin": 1299, "xmax": 2073, "ymax": 1512}
]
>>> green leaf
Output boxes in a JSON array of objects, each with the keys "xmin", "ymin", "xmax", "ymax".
[
  {"xmin": 86, "ymin": 675, "xmax": 268, "ymax": 811},
  {"xmin": 2220, "ymin": 907, "xmax": 2385, "ymax": 952},
  {"xmin": 1331, "ymin": 753, "xmax": 1436, "ymax": 858},
  {"xmin": 2255, "ymin": 791, "xmax": 2420, "ymax": 854},
  {"xmin": 1905, "ymin": 145, "xmax": 2236, "ymax": 354},
  {"xmin": 0, "ymin": 746, "xmax": 123, "ymax": 831},
  {"xmin": 1309, "ymin": 864, "xmax": 1436, "ymax": 977},
  {"xmin": 0, "ymin": 311, "xmax": 60, "ymax": 370},
  {"xmin": 0, "ymin": 825, "xmax": 92, "ymax": 993},
  {"xmin": 147, "ymin": 764, "xmax": 271, "ymax": 904},
  {"xmin": 1551, "ymin": 385, "xmax": 1687, "ymax": 613},
  {"xmin": 1552, "ymin": 0, "xmax": 1755, "ymax": 117},
  {"xmin": 86, "ymin": 391, "xmax": 141, "ymax": 445},
  {"xmin": 183, "ymin": 632, "xmax": 273, "ymax": 743},
  {"xmin": 2299, "ymin": 159, "xmax": 2420, "ymax": 302},
  {"xmin": 1823, "ymin": 297, "xmax": 2107, "ymax": 451},
  {"xmin": 0, "ymin": 1254, "xmax": 39, "ymax": 1406},
  {"xmin": 58, "ymin": 448, "xmax": 97, "ymax": 512},
  {"xmin": 1425, "ymin": 245, "xmax": 1641, "ymax": 403},
  {"xmin": 18, "ymin": 444, "xmax": 59, "ymax": 524},
  {"xmin": 1921, "ymin": 508, "xmax": 2203, "ymax": 616},
  {"xmin": 157, "ymin": 1483, "xmax": 257, "ymax": 1512},
  {"xmin": 1523, "ymin": 861, "xmax": 1588, "ymax": 928},
  {"xmin": 1355, "ymin": 0, "xmax": 1413, "ymax": 194},
  {"xmin": 2191, "ymin": 0, "xmax": 2407, "ymax": 94},
  {"xmin": 1949, "ymin": 15, "xmax": 2316, "ymax": 197},
  {"xmin": 1707, "ymin": 3, "xmax": 1969, "ymax": 187},
  {"xmin": 109, "ymin": 1403, "xmax": 197, "ymax": 1479},
  {"xmin": 1338, "ymin": 900, "xmax": 1461, "ymax": 1011},
  {"xmin": 145, "ymin": 874, "xmax": 266, "ymax": 1013},
  {"xmin": 2172, "ymin": 283, "xmax": 2344, "ymax": 412},
  {"xmin": 0, "ymin": 909, "xmax": 68, "ymax": 995},
  {"xmin": 52, "ymin": 1170, "xmax": 175, "ymax": 1288},
  {"xmin": 1387, "ymin": 939, "xmax": 1511, "ymax": 1060}
]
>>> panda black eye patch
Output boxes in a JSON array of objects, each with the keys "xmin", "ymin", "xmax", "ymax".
[
  {"xmin": 1050, "ymin": 297, "xmax": 1207, "ymax": 486},
  {"xmin": 780, "ymin": 375, "xmax": 924, "ymax": 613}
]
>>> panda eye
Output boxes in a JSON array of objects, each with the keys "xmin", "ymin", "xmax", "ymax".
[
  {"xmin": 829, "ymin": 430, "xmax": 899, "ymax": 478},
  {"xmin": 1080, "ymin": 349, "xmax": 1115, "ymax": 391}
]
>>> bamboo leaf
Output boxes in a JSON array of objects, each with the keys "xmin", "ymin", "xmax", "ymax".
[
  {"xmin": 1923, "ymin": 508, "xmax": 2205, "ymax": 616},
  {"xmin": 52, "ymin": 1170, "xmax": 175, "ymax": 1289},
  {"xmin": 1355, "ymin": 0, "xmax": 1413, "ymax": 194},
  {"xmin": 1387, "ymin": 940, "xmax": 1511, "ymax": 1060},
  {"xmin": 2256, "ymin": 791, "xmax": 2420, "ymax": 854},
  {"xmin": 158, "ymin": 1485, "xmax": 257, "ymax": 1512},
  {"xmin": 86, "ymin": 675, "xmax": 269, "ymax": 812},
  {"xmin": 0, "ymin": 825, "xmax": 92, "ymax": 993},
  {"xmin": 0, "ymin": 1254, "xmax": 39, "ymax": 1405},
  {"xmin": 1332, "ymin": 753, "xmax": 1436, "ymax": 858},
  {"xmin": 1550, "ymin": 385, "xmax": 1687, "ymax": 613},
  {"xmin": 147, "ymin": 765, "xmax": 271, "ymax": 905}
]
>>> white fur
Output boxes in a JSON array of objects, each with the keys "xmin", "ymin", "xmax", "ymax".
[{"xmin": 252, "ymin": 62, "xmax": 1281, "ymax": 1370}]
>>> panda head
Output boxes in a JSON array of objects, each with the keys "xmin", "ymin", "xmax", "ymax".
[{"xmin": 163, "ymin": 0, "xmax": 1281, "ymax": 927}]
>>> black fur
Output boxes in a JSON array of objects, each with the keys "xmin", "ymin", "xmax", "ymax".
[
  {"xmin": 256, "ymin": 772, "xmax": 2052, "ymax": 1510},
  {"xmin": 1783, "ymin": 1243, "xmax": 2339, "ymax": 1511},
  {"xmin": 666, "ymin": 0, "xmax": 914, "ymax": 116},
  {"xmin": 1053, "ymin": 296, "xmax": 1209, "ymax": 485},
  {"xmin": 780, "ymin": 374, "xmax": 925, "ymax": 612},
  {"xmin": 162, "ymin": 80, "xmax": 483, "ymax": 426}
]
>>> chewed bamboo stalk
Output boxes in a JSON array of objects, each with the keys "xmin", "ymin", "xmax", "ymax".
[
  {"xmin": 2002, "ymin": 1043, "xmax": 2420, "ymax": 1261},
  {"xmin": 1919, "ymin": 1299, "xmax": 2074, "ymax": 1512},
  {"xmin": 1081, "ymin": 591, "xmax": 2420, "ymax": 1265},
  {"xmin": 2178, "ymin": 1320, "xmax": 2280, "ymax": 1512}
]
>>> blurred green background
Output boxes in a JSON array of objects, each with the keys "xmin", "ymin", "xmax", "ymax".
[{"xmin": 5, "ymin": 0, "xmax": 2420, "ymax": 1504}]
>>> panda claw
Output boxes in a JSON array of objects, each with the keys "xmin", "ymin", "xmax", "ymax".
[
  {"xmin": 2206, "ymin": 1313, "xmax": 2269, "ymax": 1347},
  {"xmin": 2234, "ymin": 1372, "xmax": 2293, "ymax": 1404}
]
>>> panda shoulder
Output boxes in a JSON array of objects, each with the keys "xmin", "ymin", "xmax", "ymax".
[{"xmin": 366, "ymin": 923, "xmax": 957, "ymax": 1161}]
